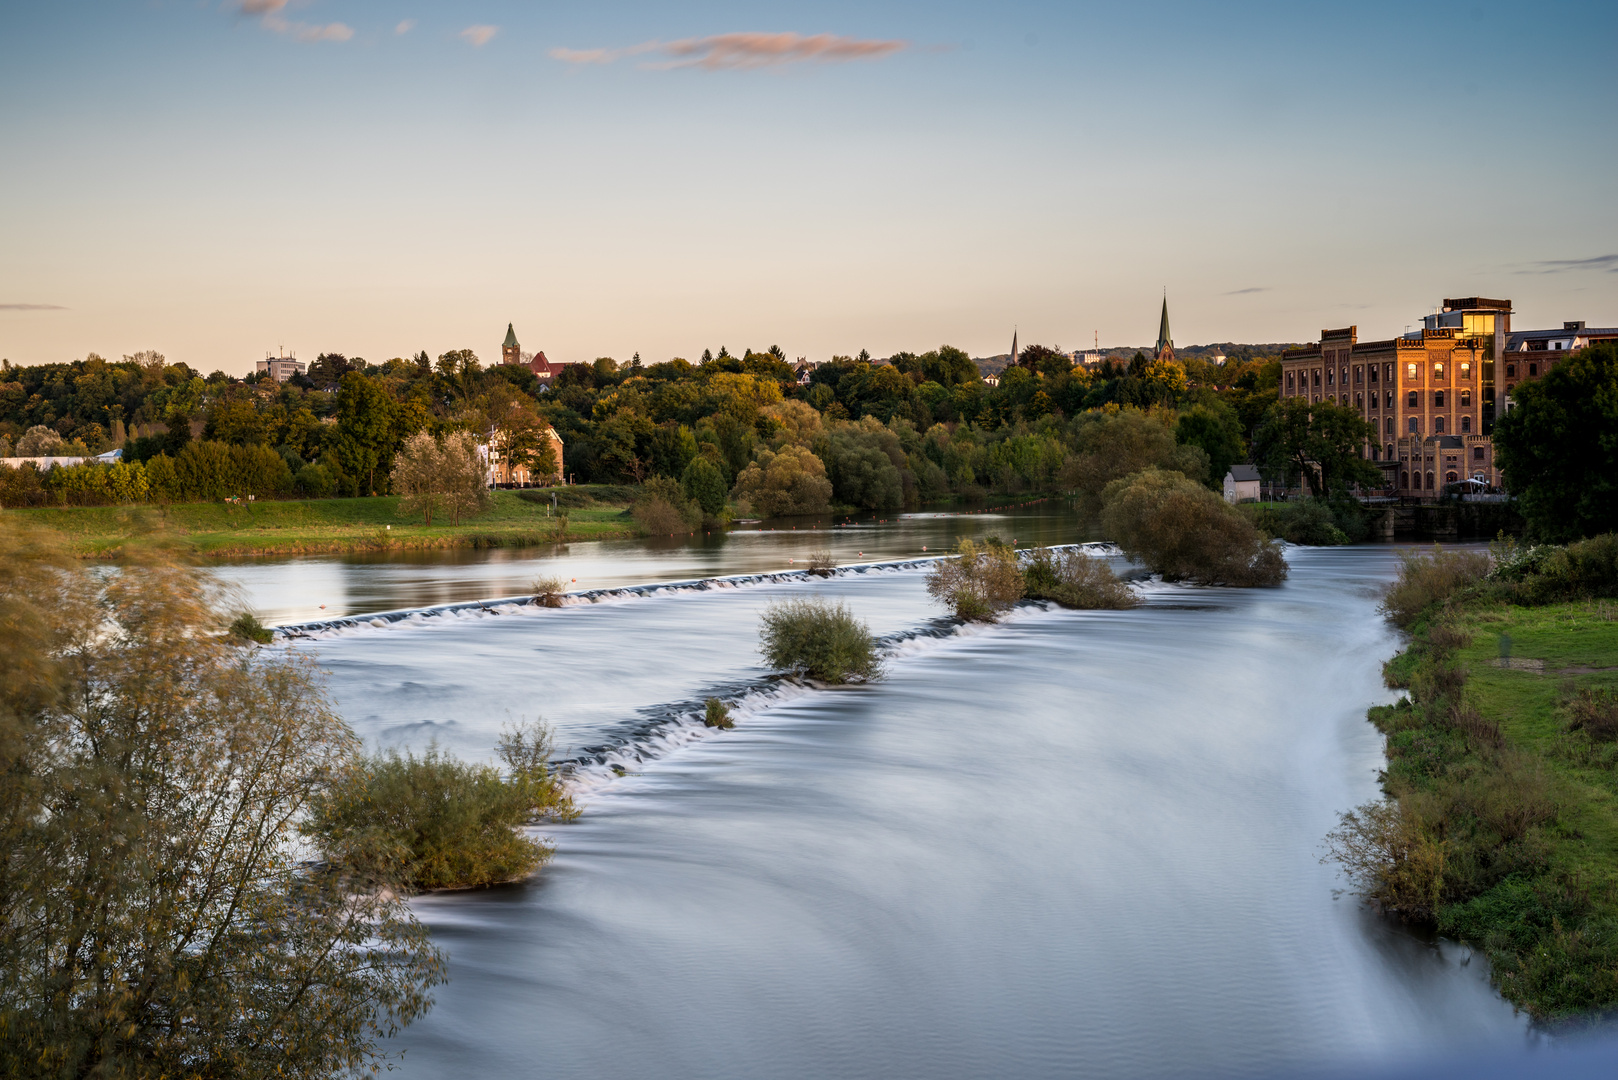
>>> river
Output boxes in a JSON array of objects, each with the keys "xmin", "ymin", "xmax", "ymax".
[{"xmin": 248, "ymin": 515, "xmax": 1527, "ymax": 1078}]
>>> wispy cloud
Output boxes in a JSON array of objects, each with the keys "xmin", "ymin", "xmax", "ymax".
[
  {"xmin": 395, "ymin": 19, "xmax": 415, "ymax": 35},
  {"xmin": 236, "ymin": 0, "xmax": 352, "ymax": 44},
  {"xmin": 550, "ymin": 31, "xmax": 909, "ymax": 71},
  {"xmin": 459, "ymin": 25, "xmax": 498, "ymax": 47},
  {"xmin": 0, "ymin": 303, "xmax": 66, "ymax": 311},
  {"xmin": 1519, "ymin": 253, "xmax": 1618, "ymax": 274},
  {"xmin": 1224, "ymin": 286, "xmax": 1269, "ymax": 295}
]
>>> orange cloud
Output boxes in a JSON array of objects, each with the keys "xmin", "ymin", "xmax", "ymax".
[
  {"xmin": 550, "ymin": 32, "xmax": 908, "ymax": 71},
  {"xmin": 459, "ymin": 25, "xmax": 499, "ymax": 47},
  {"xmin": 236, "ymin": 1, "xmax": 351, "ymax": 44}
]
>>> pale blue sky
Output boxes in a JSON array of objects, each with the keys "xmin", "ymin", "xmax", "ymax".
[{"xmin": 1, "ymin": 0, "xmax": 1614, "ymax": 372}]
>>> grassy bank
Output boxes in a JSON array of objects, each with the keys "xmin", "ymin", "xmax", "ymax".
[
  {"xmin": 8, "ymin": 487, "xmax": 641, "ymax": 558},
  {"xmin": 1338, "ymin": 542, "xmax": 1618, "ymax": 1021}
]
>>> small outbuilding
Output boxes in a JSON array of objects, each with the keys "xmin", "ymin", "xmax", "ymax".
[{"xmin": 1223, "ymin": 464, "xmax": 1261, "ymax": 504}]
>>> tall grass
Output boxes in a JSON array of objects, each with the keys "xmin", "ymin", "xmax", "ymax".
[
  {"xmin": 758, "ymin": 597, "xmax": 880, "ymax": 684},
  {"xmin": 1379, "ymin": 546, "xmax": 1492, "ymax": 628}
]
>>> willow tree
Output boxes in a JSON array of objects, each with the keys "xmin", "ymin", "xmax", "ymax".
[{"xmin": 0, "ymin": 524, "xmax": 444, "ymax": 1077}]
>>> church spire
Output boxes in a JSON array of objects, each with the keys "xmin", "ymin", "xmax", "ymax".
[
  {"xmin": 1010, "ymin": 328, "xmax": 1019, "ymax": 367},
  {"xmin": 1154, "ymin": 297, "xmax": 1174, "ymax": 363},
  {"xmin": 501, "ymin": 323, "xmax": 520, "ymax": 365}
]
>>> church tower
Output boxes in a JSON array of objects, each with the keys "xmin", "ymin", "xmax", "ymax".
[
  {"xmin": 1154, "ymin": 298, "xmax": 1174, "ymax": 363},
  {"xmin": 1010, "ymin": 328, "xmax": 1019, "ymax": 368},
  {"xmin": 502, "ymin": 323, "xmax": 520, "ymax": 366}
]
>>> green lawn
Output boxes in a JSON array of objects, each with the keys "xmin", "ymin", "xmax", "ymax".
[{"xmin": 11, "ymin": 488, "xmax": 642, "ymax": 557}]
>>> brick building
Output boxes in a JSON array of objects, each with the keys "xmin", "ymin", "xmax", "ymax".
[
  {"xmin": 1278, "ymin": 298, "xmax": 1615, "ymax": 499},
  {"xmin": 501, "ymin": 323, "xmax": 567, "ymax": 385}
]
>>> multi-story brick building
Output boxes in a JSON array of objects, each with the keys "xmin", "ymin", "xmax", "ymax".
[{"xmin": 1279, "ymin": 298, "xmax": 1616, "ymax": 499}]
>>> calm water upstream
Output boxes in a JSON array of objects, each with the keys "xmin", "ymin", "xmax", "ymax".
[{"xmin": 262, "ymin": 532, "xmax": 1529, "ymax": 1078}]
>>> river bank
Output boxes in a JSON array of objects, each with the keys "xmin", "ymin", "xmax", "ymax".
[
  {"xmin": 6, "ymin": 489, "xmax": 640, "ymax": 557},
  {"xmin": 1345, "ymin": 541, "xmax": 1618, "ymax": 1021}
]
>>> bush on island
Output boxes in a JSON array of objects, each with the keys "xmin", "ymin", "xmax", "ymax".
[
  {"xmin": 305, "ymin": 720, "xmax": 577, "ymax": 892},
  {"xmin": 1022, "ymin": 546, "xmax": 1139, "ymax": 609},
  {"xmin": 704, "ymin": 698, "xmax": 734, "ymax": 729},
  {"xmin": 758, "ymin": 597, "xmax": 880, "ymax": 684},
  {"xmin": 1100, "ymin": 467, "xmax": 1287, "ymax": 586},
  {"xmin": 926, "ymin": 538, "xmax": 1026, "ymax": 621},
  {"xmin": 532, "ymin": 576, "xmax": 568, "ymax": 607}
]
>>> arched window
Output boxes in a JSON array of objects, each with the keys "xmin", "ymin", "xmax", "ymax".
[
  {"xmin": 1433, "ymin": 362, "xmax": 1444, "ymax": 380},
  {"xmin": 1461, "ymin": 415, "xmax": 1472, "ymax": 433},
  {"xmin": 1386, "ymin": 443, "xmax": 1394, "ymax": 459},
  {"xmin": 1460, "ymin": 389, "xmax": 1471, "ymax": 406},
  {"xmin": 1385, "ymin": 390, "xmax": 1394, "ymax": 409},
  {"xmin": 1401, "ymin": 470, "xmax": 1410, "ymax": 489},
  {"xmin": 1446, "ymin": 471, "xmax": 1458, "ymax": 485},
  {"xmin": 1326, "ymin": 368, "xmax": 1335, "ymax": 386},
  {"xmin": 1434, "ymin": 416, "xmax": 1445, "ymax": 433},
  {"xmin": 1408, "ymin": 417, "xmax": 1419, "ymax": 433},
  {"xmin": 1425, "ymin": 471, "xmax": 1435, "ymax": 490},
  {"xmin": 1355, "ymin": 392, "xmax": 1364, "ymax": 408},
  {"xmin": 1371, "ymin": 445, "xmax": 1380, "ymax": 460},
  {"xmin": 1313, "ymin": 369, "xmax": 1321, "ymax": 387},
  {"xmin": 1407, "ymin": 390, "xmax": 1419, "ymax": 408},
  {"xmin": 1385, "ymin": 418, "xmax": 1393, "ymax": 434},
  {"xmin": 1369, "ymin": 365, "xmax": 1379, "ymax": 384},
  {"xmin": 1406, "ymin": 363, "xmax": 1418, "ymax": 381},
  {"xmin": 1434, "ymin": 390, "xmax": 1445, "ymax": 407},
  {"xmin": 1354, "ymin": 366, "xmax": 1363, "ymax": 384},
  {"xmin": 1286, "ymin": 371, "xmax": 1294, "ymax": 390},
  {"xmin": 1460, "ymin": 362, "xmax": 1471, "ymax": 380},
  {"xmin": 1506, "ymin": 363, "xmax": 1516, "ymax": 377}
]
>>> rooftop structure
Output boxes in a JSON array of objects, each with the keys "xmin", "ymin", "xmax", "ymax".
[{"xmin": 1155, "ymin": 298, "xmax": 1174, "ymax": 363}]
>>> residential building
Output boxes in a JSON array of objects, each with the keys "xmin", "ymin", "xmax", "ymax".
[
  {"xmin": 1223, "ymin": 464, "xmax": 1261, "ymax": 503},
  {"xmin": 255, "ymin": 351, "xmax": 305, "ymax": 383},
  {"xmin": 481, "ymin": 427, "xmax": 565, "ymax": 487}
]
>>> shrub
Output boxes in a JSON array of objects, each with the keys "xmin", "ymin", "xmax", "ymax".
[
  {"xmin": 1324, "ymin": 799, "xmax": 1447, "ymax": 921},
  {"xmin": 294, "ymin": 461, "xmax": 335, "ymax": 498},
  {"xmin": 681, "ymin": 455, "xmax": 729, "ymax": 518},
  {"xmin": 306, "ymin": 721, "xmax": 574, "ymax": 892},
  {"xmin": 0, "ymin": 462, "xmax": 47, "ymax": 507},
  {"xmin": 633, "ymin": 476, "xmax": 701, "ymax": 535},
  {"xmin": 703, "ymin": 698, "xmax": 733, "ymax": 729},
  {"xmin": 1379, "ymin": 546, "xmax": 1492, "ymax": 628},
  {"xmin": 1528, "ymin": 533, "xmax": 1618, "ymax": 603},
  {"xmin": 926, "ymin": 538, "xmax": 1026, "ymax": 620},
  {"xmin": 1568, "ymin": 688, "xmax": 1618, "ymax": 742},
  {"xmin": 532, "ymin": 576, "xmax": 568, "ymax": 607},
  {"xmin": 1022, "ymin": 546, "xmax": 1139, "ymax": 609},
  {"xmin": 228, "ymin": 611, "xmax": 273, "ymax": 644},
  {"xmin": 807, "ymin": 549, "xmax": 836, "ymax": 577},
  {"xmin": 758, "ymin": 597, "xmax": 880, "ymax": 684},
  {"xmin": 1276, "ymin": 499, "xmax": 1350, "ymax": 546},
  {"xmin": 1100, "ymin": 467, "xmax": 1287, "ymax": 586}
]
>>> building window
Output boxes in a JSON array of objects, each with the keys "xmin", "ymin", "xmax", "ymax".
[
  {"xmin": 1401, "ymin": 470, "xmax": 1410, "ymax": 489},
  {"xmin": 1406, "ymin": 363, "xmax": 1418, "ymax": 381},
  {"xmin": 1529, "ymin": 363, "xmax": 1538, "ymax": 376},
  {"xmin": 1407, "ymin": 390, "xmax": 1418, "ymax": 408},
  {"xmin": 1341, "ymin": 367, "xmax": 1348, "ymax": 385},
  {"xmin": 1354, "ymin": 366, "xmax": 1363, "ymax": 384},
  {"xmin": 1446, "ymin": 471, "xmax": 1458, "ymax": 485},
  {"xmin": 1434, "ymin": 416, "xmax": 1445, "ymax": 433},
  {"xmin": 1313, "ymin": 369, "xmax": 1321, "ymax": 387},
  {"xmin": 1460, "ymin": 362, "xmax": 1471, "ymax": 380},
  {"xmin": 1408, "ymin": 417, "xmax": 1419, "ymax": 433},
  {"xmin": 1385, "ymin": 418, "xmax": 1393, "ymax": 434},
  {"xmin": 1386, "ymin": 443, "xmax": 1394, "ymax": 459},
  {"xmin": 1385, "ymin": 364, "xmax": 1395, "ymax": 382},
  {"xmin": 1426, "ymin": 471, "xmax": 1435, "ymax": 490},
  {"xmin": 1434, "ymin": 390, "xmax": 1445, "ymax": 407},
  {"xmin": 1385, "ymin": 390, "xmax": 1394, "ymax": 409},
  {"xmin": 1371, "ymin": 445, "xmax": 1379, "ymax": 460},
  {"xmin": 1506, "ymin": 363, "xmax": 1516, "ymax": 377},
  {"xmin": 1460, "ymin": 389, "xmax": 1471, "ymax": 407},
  {"xmin": 1355, "ymin": 392, "xmax": 1364, "ymax": 408},
  {"xmin": 1368, "ymin": 365, "xmax": 1378, "ymax": 384},
  {"xmin": 1313, "ymin": 395, "xmax": 1321, "ymax": 404},
  {"xmin": 1472, "ymin": 446, "xmax": 1484, "ymax": 460},
  {"xmin": 1433, "ymin": 362, "xmax": 1445, "ymax": 380},
  {"xmin": 1327, "ymin": 368, "xmax": 1334, "ymax": 386},
  {"xmin": 1461, "ymin": 415, "xmax": 1472, "ymax": 433},
  {"xmin": 1286, "ymin": 371, "xmax": 1294, "ymax": 390}
]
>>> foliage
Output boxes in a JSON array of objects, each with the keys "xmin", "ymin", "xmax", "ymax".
[
  {"xmin": 1021, "ymin": 546, "xmax": 1140, "ymax": 609},
  {"xmin": 1378, "ymin": 546, "xmax": 1493, "ymax": 628},
  {"xmin": 0, "ymin": 528, "xmax": 443, "ymax": 1076},
  {"xmin": 1100, "ymin": 467, "xmax": 1287, "ymax": 586},
  {"xmin": 926, "ymin": 538, "xmax": 1026, "ymax": 620},
  {"xmin": 818, "ymin": 419, "xmax": 907, "ymax": 510},
  {"xmin": 532, "ymin": 576, "xmax": 568, "ymax": 607},
  {"xmin": 1274, "ymin": 498, "xmax": 1350, "ymax": 546},
  {"xmin": 807, "ymin": 549, "xmax": 836, "ymax": 576},
  {"xmin": 1493, "ymin": 342, "xmax": 1618, "ymax": 542},
  {"xmin": 391, "ymin": 430, "xmax": 492, "ymax": 527},
  {"xmin": 1062, "ymin": 408, "xmax": 1209, "ymax": 513},
  {"xmin": 681, "ymin": 454, "xmax": 729, "ymax": 518},
  {"xmin": 632, "ymin": 475, "xmax": 701, "ymax": 535},
  {"xmin": 1174, "ymin": 401, "xmax": 1246, "ymax": 489},
  {"xmin": 731, "ymin": 444, "xmax": 833, "ymax": 518},
  {"xmin": 335, "ymin": 370, "xmax": 403, "ymax": 495},
  {"xmin": 228, "ymin": 610, "xmax": 273, "ymax": 644},
  {"xmin": 703, "ymin": 698, "xmax": 734, "ymax": 729},
  {"xmin": 758, "ymin": 597, "xmax": 881, "ymax": 684},
  {"xmin": 1251, "ymin": 397, "xmax": 1381, "ymax": 496},
  {"xmin": 305, "ymin": 720, "xmax": 574, "ymax": 894}
]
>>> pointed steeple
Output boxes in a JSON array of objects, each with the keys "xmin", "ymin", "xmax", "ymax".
[
  {"xmin": 1010, "ymin": 328, "xmax": 1019, "ymax": 367},
  {"xmin": 501, "ymin": 323, "xmax": 520, "ymax": 365},
  {"xmin": 1154, "ymin": 297, "xmax": 1174, "ymax": 363}
]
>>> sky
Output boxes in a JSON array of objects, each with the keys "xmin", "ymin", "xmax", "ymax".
[{"xmin": 1, "ymin": 0, "xmax": 1615, "ymax": 374}]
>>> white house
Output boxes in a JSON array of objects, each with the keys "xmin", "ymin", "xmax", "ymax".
[{"xmin": 1223, "ymin": 464, "xmax": 1261, "ymax": 504}]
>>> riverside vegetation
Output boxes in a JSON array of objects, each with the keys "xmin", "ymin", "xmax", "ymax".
[
  {"xmin": 0, "ymin": 522, "xmax": 579, "ymax": 1075},
  {"xmin": 1326, "ymin": 535, "xmax": 1618, "ymax": 1020},
  {"xmin": 759, "ymin": 598, "xmax": 881, "ymax": 684}
]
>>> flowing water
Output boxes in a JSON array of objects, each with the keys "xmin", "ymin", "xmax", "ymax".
[{"xmin": 254, "ymin": 522, "xmax": 1530, "ymax": 1078}]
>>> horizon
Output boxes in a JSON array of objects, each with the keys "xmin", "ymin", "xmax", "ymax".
[{"xmin": 2, "ymin": 0, "xmax": 1614, "ymax": 374}]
